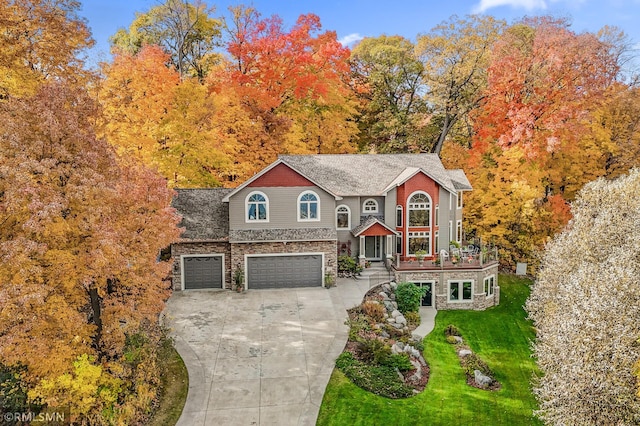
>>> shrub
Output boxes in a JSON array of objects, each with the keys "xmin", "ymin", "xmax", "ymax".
[
  {"xmin": 404, "ymin": 311, "xmax": 421, "ymax": 326},
  {"xmin": 395, "ymin": 282, "xmax": 426, "ymax": 313},
  {"xmin": 460, "ymin": 352, "xmax": 492, "ymax": 377},
  {"xmin": 338, "ymin": 255, "xmax": 362, "ymax": 275},
  {"xmin": 381, "ymin": 353, "xmax": 413, "ymax": 371},
  {"xmin": 444, "ymin": 324, "xmax": 460, "ymax": 336},
  {"xmin": 336, "ymin": 351, "xmax": 357, "ymax": 369},
  {"xmin": 446, "ymin": 335, "xmax": 459, "ymax": 345},
  {"xmin": 356, "ymin": 339, "xmax": 392, "ymax": 365},
  {"xmin": 346, "ymin": 314, "xmax": 371, "ymax": 341},
  {"xmin": 362, "ymin": 300, "xmax": 386, "ymax": 322}
]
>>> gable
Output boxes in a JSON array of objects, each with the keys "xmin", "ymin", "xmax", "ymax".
[
  {"xmin": 360, "ymin": 222, "xmax": 396, "ymax": 236},
  {"xmin": 248, "ymin": 163, "xmax": 315, "ymax": 187},
  {"xmin": 397, "ymin": 171, "xmax": 440, "ymax": 206}
]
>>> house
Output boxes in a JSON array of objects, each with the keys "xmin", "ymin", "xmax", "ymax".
[{"xmin": 170, "ymin": 154, "xmax": 499, "ymax": 310}]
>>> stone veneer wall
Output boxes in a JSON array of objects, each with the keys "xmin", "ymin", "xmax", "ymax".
[
  {"xmin": 395, "ymin": 263, "xmax": 500, "ymax": 311},
  {"xmin": 171, "ymin": 241, "xmax": 231, "ymax": 290},
  {"xmin": 230, "ymin": 240, "xmax": 337, "ymax": 288}
]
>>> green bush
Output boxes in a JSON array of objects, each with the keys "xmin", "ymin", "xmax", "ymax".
[
  {"xmin": 446, "ymin": 335, "xmax": 459, "ymax": 344},
  {"xmin": 460, "ymin": 352, "xmax": 492, "ymax": 377},
  {"xmin": 336, "ymin": 351, "xmax": 357, "ymax": 369},
  {"xmin": 404, "ymin": 311, "xmax": 421, "ymax": 326},
  {"xmin": 381, "ymin": 353, "xmax": 413, "ymax": 371},
  {"xmin": 395, "ymin": 282, "xmax": 427, "ymax": 313},
  {"xmin": 356, "ymin": 339, "xmax": 392, "ymax": 365},
  {"xmin": 338, "ymin": 255, "xmax": 362, "ymax": 275},
  {"xmin": 444, "ymin": 324, "xmax": 460, "ymax": 336}
]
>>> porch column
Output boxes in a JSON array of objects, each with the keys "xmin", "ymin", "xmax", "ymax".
[
  {"xmin": 359, "ymin": 235, "xmax": 366, "ymax": 266},
  {"xmin": 385, "ymin": 235, "xmax": 393, "ymax": 259}
]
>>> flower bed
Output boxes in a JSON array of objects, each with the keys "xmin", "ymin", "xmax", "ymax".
[{"xmin": 336, "ymin": 282, "xmax": 429, "ymax": 398}]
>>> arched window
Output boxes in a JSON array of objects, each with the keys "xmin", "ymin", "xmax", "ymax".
[
  {"xmin": 408, "ymin": 192, "xmax": 431, "ymax": 227},
  {"xmin": 246, "ymin": 191, "xmax": 268, "ymax": 222},
  {"xmin": 298, "ymin": 191, "xmax": 320, "ymax": 221},
  {"xmin": 336, "ymin": 205, "xmax": 351, "ymax": 230},
  {"xmin": 363, "ymin": 198, "xmax": 378, "ymax": 213}
]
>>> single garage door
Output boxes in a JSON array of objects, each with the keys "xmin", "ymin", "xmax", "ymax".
[
  {"xmin": 182, "ymin": 255, "xmax": 223, "ymax": 289},
  {"xmin": 247, "ymin": 255, "xmax": 323, "ymax": 289}
]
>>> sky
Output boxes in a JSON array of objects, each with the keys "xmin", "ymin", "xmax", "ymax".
[{"xmin": 78, "ymin": 0, "xmax": 640, "ymax": 66}]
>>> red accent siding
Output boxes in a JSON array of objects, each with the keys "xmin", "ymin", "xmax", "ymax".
[
  {"xmin": 360, "ymin": 222, "xmax": 395, "ymax": 236},
  {"xmin": 248, "ymin": 163, "xmax": 315, "ymax": 187},
  {"xmin": 396, "ymin": 171, "xmax": 441, "ymax": 260}
]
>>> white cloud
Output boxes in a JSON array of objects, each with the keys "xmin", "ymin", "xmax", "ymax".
[
  {"xmin": 338, "ymin": 33, "xmax": 364, "ymax": 46},
  {"xmin": 472, "ymin": 0, "xmax": 547, "ymax": 13}
]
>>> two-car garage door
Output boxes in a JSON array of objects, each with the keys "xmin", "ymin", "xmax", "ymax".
[{"xmin": 247, "ymin": 254, "xmax": 323, "ymax": 289}]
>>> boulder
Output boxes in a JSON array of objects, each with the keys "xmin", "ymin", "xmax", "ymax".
[
  {"xmin": 383, "ymin": 301, "xmax": 394, "ymax": 312},
  {"xmin": 389, "ymin": 293, "xmax": 396, "ymax": 301},
  {"xmin": 391, "ymin": 301, "xmax": 398, "ymax": 310},
  {"xmin": 396, "ymin": 315, "xmax": 407, "ymax": 325},
  {"xmin": 392, "ymin": 322, "xmax": 404, "ymax": 329},
  {"xmin": 390, "ymin": 282, "xmax": 398, "ymax": 290},
  {"xmin": 391, "ymin": 309, "xmax": 401, "ymax": 318},
  {"xmin": 379, "ymin": 291, "xmax": 389, "ymax": 300},
  {"xmin": 474, "ymin": 370, "xmax": 493, "ymax": 388},
  {"xmin": 386, "ymin": 317, "xmax": 396, "ymax": 324},
  {"xmin": 458, "ymin": 349, "xmax": 472, "ymax": 357},
  {"xmin": 381, "ymin": 283, "xmax": 392, "ymax": 293},
  {"xmin": 453, "ymin": 336, "xmax": 463, "ymax": 344},
  {"xmin": 380, "ymin": 330, "xmax": 390, "ymax": 339}
]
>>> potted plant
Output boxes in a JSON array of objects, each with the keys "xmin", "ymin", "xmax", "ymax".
[
  {"xmin": 233, "ymin": 267, "xmax": 245, "ymax": 293},
  {"xmin": 324, "ymin": 272, "xmax": 335, "ymax": 288},
  {"xmin": 415, "ymin": 249, "xmax": 427, "ymax": 266}
]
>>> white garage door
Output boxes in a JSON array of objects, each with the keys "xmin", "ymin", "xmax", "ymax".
[{"xmin": 246, "ymin": 254, "xmax": 323, "ymax": 289}]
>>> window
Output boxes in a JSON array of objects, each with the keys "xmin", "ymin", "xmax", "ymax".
[
  {"xmin": 484, "ymin": 275, "xmax": 495, "ymax": 297},
  {"xmin": 457, "ymin": 192, "xmax": 463, "ymax": 209},
  {"xmin": 298, "ymin": 191, "xmax": 320, "ymax": 221},
  {"xmin": 396, "ymin": 233, "xmax": 403, "ymax": 255},
  {"xmin": 336, "ymin": 205, "xmax": 350, "ymax": 230},
  {"xmin": 449, "ymin": 220, "xmax": 453, "ymax": 242},
  {"xmin": 408, "ymin": 231, "xmax": 430, "ymax": 255},
  {"xmin": 246, "ymin": 191, "xmax": 268, "ymax": 222},
  {"xmin": 435, "ymin": 231, "xmax": 439, "ymax": 253},
  {"xmin": 396, "ymin": 205, "xmax": 403, "ymax": 227},
  {"xmin": 408, "ymin": 192, "xmax": 431, "ymax": 227},
  {"xmin": 363, "ymin": 198, "xmax": 378, "ymax": 213},
  {"xmin": 435, "ymin": 205, "xmax": 439, "ymax": 226},
  {"xmin": 449, "ymin": 280, "xmax": 473, "ymax": 302},
  {"xmin": 456, "ymin": 220, "xmax": 462, "ymax": 243}
]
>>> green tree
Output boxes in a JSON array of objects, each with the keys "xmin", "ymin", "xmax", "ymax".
[
  {"xmin": 350, "ymin": 35, "xmax": 428, "ymax": 152},
  {"xmin": 110, "ymin": 0, "xmax": 222, "ymax": 79}
]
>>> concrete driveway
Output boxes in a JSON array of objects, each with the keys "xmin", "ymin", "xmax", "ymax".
[{"xmin": 163, "ymin": 279, "xmax": 370, "ymax": 426}]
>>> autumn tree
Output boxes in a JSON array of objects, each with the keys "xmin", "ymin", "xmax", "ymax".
[
  {"xmin": 0, "ymin": 83, "xmax": 181, "ymax": 423},
  {"xmin": 99, "ymin": 45, "xmax": 229, "ymax": 187},
  {"xmin": 416, "ymin": 14, "xmax": 505, "ymax": 154},
  {"xmin": 349, "ymin": 35, "xmax": 429, "ymax": 152},
  {"xmin": 462, "ymin": 17, "xmax": 624, "ymax": 267},
  {"xmin": 221, "ymin": 6, "xmax": 357, "ymax": 177},
  {"xmin": 526, "ymin": 169, "xmax": 640, "ymax": 425},
  {"xmin": 0, "ymin": 0, "xmax": 93, "ymax": 98},
  {"xmin": 110, "ymin": 0, "xmax": 222, "ymax": 79}
]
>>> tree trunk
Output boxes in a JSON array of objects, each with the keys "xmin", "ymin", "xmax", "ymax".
[{"xmin": 88, "ymin": 286, "xmax": 103, "ymax": 352}]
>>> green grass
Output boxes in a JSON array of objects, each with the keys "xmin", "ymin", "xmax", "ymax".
[
  {"xmin": 146, "ymin": 340, "xmax": 189, "ymax": 426},
  {"xmin": 317, "ymin": 274, "xmax": 541, "ymax": 426}
]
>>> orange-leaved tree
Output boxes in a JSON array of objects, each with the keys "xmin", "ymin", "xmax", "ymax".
[{"xmin": 0, "ymin": 82, "xmax": 181, "ymax": 423}]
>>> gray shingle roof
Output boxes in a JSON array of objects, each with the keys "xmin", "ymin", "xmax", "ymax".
[
  {"xmin": 279, "ymin": 154, "xmax": 460, "ymax": 195},
  {"xmin": 230, "ymin": 228, "xmax": 336, "ymax": 242},
  {"xmin": 172, "ymin": 188, "xmax": 232, "ymax": 241},
  {"xmin": 447, "ymin": 169, "xmax": 472, "ymax": 191}
]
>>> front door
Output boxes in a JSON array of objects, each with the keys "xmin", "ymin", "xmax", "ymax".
[
  {"xmin": 414, "ymin": 282, "xmax": 433, "ymax": 307},
  {"xmin": 364, "ymin": 236, "xmax": 382, "ymax": 260}
]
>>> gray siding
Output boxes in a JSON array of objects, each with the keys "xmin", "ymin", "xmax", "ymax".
[
  {"xmin": 229, "ymin": 186, "xmax": 335, "ymax": 230},
  {"xmin": 383, "ymin": 187, "xmax": 397, "ymax": 229},
  {"xmin": 359, "ymin": 196, "xmax": 385, "ymax": 223},
  {"xmin": 335, "ymin": 196, "xmax": 360, "ymax": 230}
]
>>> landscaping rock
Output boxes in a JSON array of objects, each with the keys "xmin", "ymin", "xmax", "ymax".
[
  {"xmin": 392, "ymin": 322, "xmax": 404, "ymax": 329},
  {"xmin": 396, "ymin": 314, "xmax": 407, "ymax": 325},
  {"xmin": 391, "ymin": 301, "xmax": 398, "ymax": 310},
  {"xmin": 458, "ymin": 349, "xmax": 472, "ymax": 357},
  {"xmin": 390, "ymin": 282, "xmax": 397, "ymax": 290},
  {"xmin": 383, "ymin": 301, "xmax": 394, "ymax": 312},
  {"xmin": 380, "ymin": 330, "xmax": 390, "ymax": 339},
  {"xmin": 453, "ymin": 336, "xmax": 463, "ymax": 344},
  {"xmin": 386, "ymin": 317, "xmax": 396, "ymax": 324},
  {"xmin": 382, "ymin": 283, "xmax": 392, "ymax": 293},
  {"xmin": 379, "ymin": 291, "xmax": 389, "ymax": 300},
  {"xmin": 474, "ymin": 370, "xmax": 493, "ymax": 388},
  {"xmin": 391, "ymin": 309, "xmax": 401, "ymax": 318},
  {"xmin": 389, "ymin": 293, "xmax": 396, "ymax": 301}
]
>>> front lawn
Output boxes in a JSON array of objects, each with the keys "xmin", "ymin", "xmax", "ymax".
[{"xmin": 317, "ymin": 274, "xmax": 541, "ymax": 426}]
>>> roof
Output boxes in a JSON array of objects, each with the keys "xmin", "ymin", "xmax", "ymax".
[
  {"xmin": 172, "ymin": 188, "xmax": 232, "ymax": 241},
  {"xmin": 279, "ymin": 154, "xmax": 461, "ymax": 195},
  {"xmin": 351, "ymin": 216, "xmax": 398, "ymax": 237},
  {"xmin": 447, "ymin": 169, "xmax": 473, "ymax": 191}
]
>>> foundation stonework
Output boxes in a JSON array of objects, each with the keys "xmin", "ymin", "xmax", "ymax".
[{"xmin": 395, "ymin": 263, "xmax": 500, "ymax": 311}]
